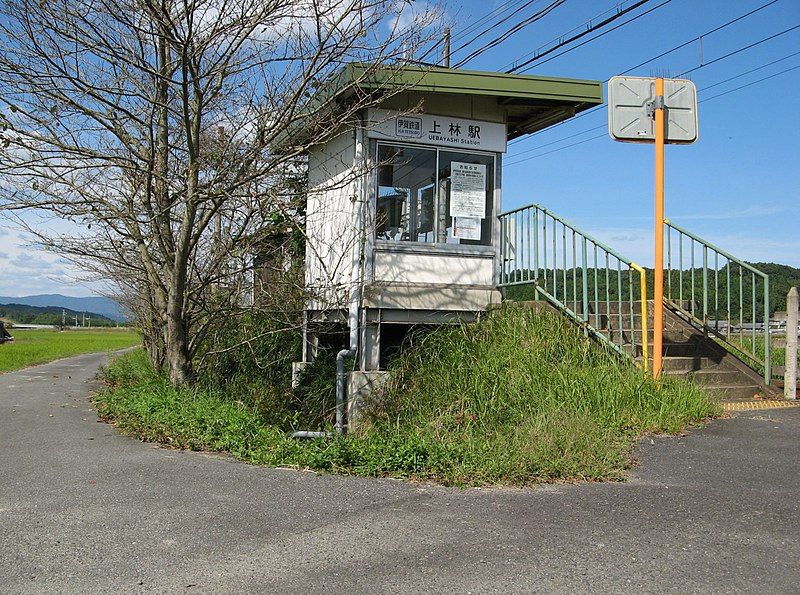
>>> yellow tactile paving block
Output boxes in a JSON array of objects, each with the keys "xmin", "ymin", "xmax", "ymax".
[{"xmin": 723, "ymin": 400, "xmax": 800, "ymax": 411}]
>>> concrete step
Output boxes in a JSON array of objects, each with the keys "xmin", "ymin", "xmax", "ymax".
[
  {"xmin": 699, "ymin": 384, "xmax": 766, "ymax": 400},
  {"xmin": 513, "ymin": 296, "xmax": 777, "ymax": 401},
  {"xmin": 598, "ymin": 328, "xmax": 695, "ymax": 342},
  {"xmin": 626, "ymin": 342, "xmax": 719, "ymax": 358},
  {"xmin": 573, "ymin": 300, "xmax": 693, "ymax": 316},
  {"xmin": 661, "ymin": 356, "xmax": 723, "ymax": 372},
  {"xmin": 663, "ymin": 369, "xmax": 756, "ymax": 386},
  {"xmin": 661, "ymin": 342, "xmax": 708, "ymax": 357}
]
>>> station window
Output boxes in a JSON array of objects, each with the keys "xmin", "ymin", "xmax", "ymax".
[{"xmin": 376, "ymin": 143, "xmax": 494, "ymax": 246}]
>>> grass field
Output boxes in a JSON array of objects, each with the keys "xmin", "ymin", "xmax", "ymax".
[{"xmin": 0, "ymin": 328, "xmax": 141, "ymax": 373}]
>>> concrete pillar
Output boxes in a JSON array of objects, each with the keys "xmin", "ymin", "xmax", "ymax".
[
  {"xmin": 361, "ymin": 322, "xmax": 381, "ymax": 371},
  {"xmin": 785, "ymin": 287, "xmax": 797, "ymax": 400},
  {"xmin": 347, "ymin": 371, "xmax": 389, "ymax": 434}
]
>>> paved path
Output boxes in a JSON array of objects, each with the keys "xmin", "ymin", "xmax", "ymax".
[{"xmin": 1, "ymin": 353, "xmax": 799, "ymax": 593}]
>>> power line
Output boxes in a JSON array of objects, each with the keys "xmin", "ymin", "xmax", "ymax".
[
  {"xmin": 505, "ymin": 132, "xmax": 608, "ymax": 164},
  {"xmin": 508, "ymin": 47, "xmax": 800, "ymax": 160},
  {"xmin": 678, "ymin": 22, "xmax": 800, "ymax": 77},
  {"xmin": 509, "ymin": 0, "xmax": 782, "ymax": 76},
  {"xmin": 449, "ymin": 0, "xmax": 543, "ymax": 56},
  {"xmin": 508, "ymin": 124, "xmax": 607, "ymax": 158},
  {"xmin": 701, "ymin": 63, "xmax": 800, "ymax": 102},
  {"xmin": 502, "ymin": 0, "xmax": 644, "ymax": 71},
  {"xmin": 507, "ymin": 0, "xmax": 658, "ymax": 73},
  {"xmin": 505, "ymin": 60, "xmax": 800, "ymax": 166},
  {"xmin": 416, "ymin": 0, "xmax": 539, "ymax": 65},
  {"xmin": 452, "ymin": 0, "xmax": 531, "ymax": 42},
  {"xmin": 452, "ymin": 0, "xmax": 568, "ymax": 69},
  {"xmin": 516, "ymin": 0, "xmax": 672, "ymax": 73},
  {"xmin": 507, "ymin": 1, "xmax": 792, "ymax": 145},
  {"xmin": 699, "ymin": 49, "xmax": 800, "ymax": 92},
  {"xmin": 621, "ymin": 0, "xmax": 782, "ymax": 75}
]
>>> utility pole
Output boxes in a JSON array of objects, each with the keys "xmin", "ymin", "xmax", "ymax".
[
  {"xmin": 607, "ymin": 75, "xmax": 698, "ymax": 379},
  {"xmin": 443, "ymin": 27, "xmax": 451, "ymax": 67},
  {"xmin": 61, "ymin": 309, "xmax": 65, "ymax": 330},
  {"xmin": 652, "ymin": 77, "xmax": 665, "ymax": 379}
]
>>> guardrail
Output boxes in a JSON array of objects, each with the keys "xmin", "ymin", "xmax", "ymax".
[
  {"xmin": 664, "ymin": 219, "xmax": 771, "ymax": 384},
  {"xmin": 499, "ymin": 204, "xmax": 648, "ymax": 372}
]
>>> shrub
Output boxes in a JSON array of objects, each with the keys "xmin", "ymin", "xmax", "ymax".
[{"xmin": 96, "ymin": 307, "xmax": 720, "ymax": 486}]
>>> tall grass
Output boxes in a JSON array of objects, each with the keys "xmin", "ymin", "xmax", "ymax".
[
  {"xmin": 0, "ymin": 328, "xmax": 140, "ymax": 373},
  {"xmin": 95, "ymin": 309, "xmax": 719, "ymax": 487},
  {"xmin": 724, "ymin": 334, "xmax": 798, "ymax": 380},
  {"xmin": 361, "ymin": 307, "xmax": 718, "ymax": 484}
]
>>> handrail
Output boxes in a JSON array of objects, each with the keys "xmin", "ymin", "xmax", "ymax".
[
  {"xmin": 499, "ymin": 204, "xmax": 649, "ymax": 373},
  {"xmin": 501, "ymin": 205, "xmax": 634, "ymax": 264},
  {"xmin": 664, "ymin": 220, "xmax": 767, "ymax": 278},
  {"xmin": 664, "ymin": 219, "xmax": 771, "ymax": 384},
  {"xmin": 631, "ymin": 263, "xmax": 649, "ymax": 371}
]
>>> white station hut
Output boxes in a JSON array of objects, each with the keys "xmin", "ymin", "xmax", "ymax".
[{"xmin": 296, "ymin": 64, "xmax": 602, "ymax": 427}]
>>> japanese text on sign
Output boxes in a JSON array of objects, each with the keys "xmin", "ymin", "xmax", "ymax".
[
  {"xmin": 449, "ymin": 162, "xmax": 486, "ymax": 219},
  {"xmin": 395, "ymin": 117, "xmax": 422, "ymax": 138},
  {"xmin": 453, "ymin": 217, "xmax": 481, "ymax": 240},
  {"xmin": 366, "ymin": 109, "xmax": 507, "ymax": 153}
]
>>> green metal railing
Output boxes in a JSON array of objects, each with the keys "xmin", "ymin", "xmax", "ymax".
[
  {"xmin": 499, "ymin": 204, "xmax": 649, "ymax": 371},
  {"xmin": 664, "ymin": 219, "xmax": 771, "ymax": 384}
]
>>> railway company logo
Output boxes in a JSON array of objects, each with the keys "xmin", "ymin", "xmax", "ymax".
[{"xmin": 395, "ymin": 116, "xmax": 422, "ymax": 139}]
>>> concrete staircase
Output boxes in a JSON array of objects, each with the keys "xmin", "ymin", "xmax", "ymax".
[{"xmin": 573, "ymin": 300, "xmax": 780, "ymax": 401}]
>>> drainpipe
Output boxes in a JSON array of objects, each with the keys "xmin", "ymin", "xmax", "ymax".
[
  {"xmin": 291, "ymin": 430, "xmax": 331, "ymax": 439},
  {"xmin": 294, "ymin": 113, "xmax": 365, "ymax": 439},
  {"xmin": 335, "ymin": 347, "xmax": 352, "ymax": 433},
  {"xmin": 292, "ymin": 116, "xmax": 366, "ymax": 438},
  {"xmin": 334, "ymin": 111, "xmax": 367, "ymax": 434}
]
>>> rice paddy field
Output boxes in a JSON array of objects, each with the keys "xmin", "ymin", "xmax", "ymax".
[{"xmin": 0, "ymin": 328, "xmax": 140, "ymax": 373}]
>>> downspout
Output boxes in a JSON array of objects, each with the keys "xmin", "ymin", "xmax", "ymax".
[
  {"xmin": 335, "ymin": 111, "xmax": 367, "ymax": 434},
  {"xmin": 293, "ymin": 114, "xmax": 366, "ymax": 440}
]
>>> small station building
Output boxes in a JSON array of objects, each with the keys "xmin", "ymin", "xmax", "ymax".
[{"xmin": 297, "ymin": 64, "xmax": 602, "ymax": 422}]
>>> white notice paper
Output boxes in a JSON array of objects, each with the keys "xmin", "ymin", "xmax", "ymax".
[
  {"xmin": 453, "ymin": 217, "xmax": 481, "ymax": 240},
  {"xmin": 450, "ymin": 162, "xmax": 486, "ymax": 219}
]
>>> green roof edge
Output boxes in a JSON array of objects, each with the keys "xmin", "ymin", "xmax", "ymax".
[{"xmin": 337, "ymin": 62, "xmax": 604, "ymax": 105}]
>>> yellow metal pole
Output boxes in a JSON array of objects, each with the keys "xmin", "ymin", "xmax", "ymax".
[
  {"xmin": 631, "ymin": 263, "xmax": 649, "ymax": 374},
  {"xmin": 653, "ymin": 77, "xmax": 665, "ymax": 379}
]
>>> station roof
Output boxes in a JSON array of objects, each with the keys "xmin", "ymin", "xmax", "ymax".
[{"xmin": 330, "ymin": 63, "xmax": 604, "ymax": 140}]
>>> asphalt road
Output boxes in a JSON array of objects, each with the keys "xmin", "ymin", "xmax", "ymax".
[{"xmin": 1, "ymin": 352, "xmax": 798, "ymax": 594}]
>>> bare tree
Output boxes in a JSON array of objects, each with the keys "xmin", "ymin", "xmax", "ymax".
[{"xmin": 0, "ymin": 0, "xmax": 439, "ymax": 384}]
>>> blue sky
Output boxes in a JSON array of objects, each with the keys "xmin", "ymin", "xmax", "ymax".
[
  {"xmin": 0, "ymin": 0, "xmax": 797, "ymax": 297},
  {"xmin": 448, "ymin": 0, "xmax": 800, "ymax": 267}
]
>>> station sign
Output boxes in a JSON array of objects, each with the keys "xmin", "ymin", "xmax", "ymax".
[{"xmin": 366, "ymin": 108, "xmax": 507, "ymax": 153}]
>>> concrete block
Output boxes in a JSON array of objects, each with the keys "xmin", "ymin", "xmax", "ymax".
[
  {"xmin": 347, "ymin": 371, "xmax": 390, "ymax": 434},
  {"xmin": 291, "ymin": 362, "xmax": 308, "ymax": 389}
]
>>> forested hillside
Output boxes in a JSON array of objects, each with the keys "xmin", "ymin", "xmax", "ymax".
[
  {"xmin": 0, "ymin": 303, "xmax": 118, "ymax": 326},
  {"xmin": 505, "ymin": 262, "xmax": 800, "ymax": 319}
]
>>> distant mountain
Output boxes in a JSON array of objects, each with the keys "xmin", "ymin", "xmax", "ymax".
[
  {"xmin": 0, "ymin": 303, "xmax": 119, "ymax": 327},
  {"xmin": 0, "ymin": 294, "xmax": 125, "ymax": 321}
]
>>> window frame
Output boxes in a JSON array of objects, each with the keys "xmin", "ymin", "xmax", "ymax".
[{"xmin": 373, "ymin": 140, "xmax": 498, "ymax": 251}]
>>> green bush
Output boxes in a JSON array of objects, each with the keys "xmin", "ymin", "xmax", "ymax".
[
  {"xmin": 96, "ymin": 308, "xmax": 720, "ymax": 486},
  {"xmin": 196, "ymin": 309, "xmax": 302, "ymax": 425}
]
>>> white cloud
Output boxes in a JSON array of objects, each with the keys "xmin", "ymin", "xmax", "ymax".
[
  {"xmin": 0, "ymin": 225, "xmax": 100, "ymax": 297},
  {"xmin": 388, "ymin": 0, "xmax": 440, "ymax": 34}
]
